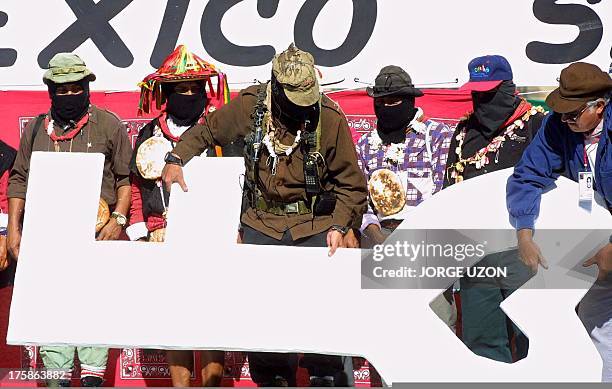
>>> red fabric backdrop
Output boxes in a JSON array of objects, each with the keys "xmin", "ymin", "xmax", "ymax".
[
  {"xmin": 0, "ymin": 88, "xmax": 472, "ymax": 387},
  {"xmin": 0, "ymin": 89, "xmax": 472, "ymax": 149},
  {"xmin": 326, "ymin": 89, "xmax": 472, "ymax": 142}
]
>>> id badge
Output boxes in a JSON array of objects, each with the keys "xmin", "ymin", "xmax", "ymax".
[{"xmin": 578, "ymin": 171, "xmax": 594, "ymax": 205}]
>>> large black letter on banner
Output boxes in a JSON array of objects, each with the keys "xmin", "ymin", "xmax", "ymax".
[
  {"xmin": 38, "ymin": 0, "xmax": 134, "ymax": 68},
  {"xmin": 150, "ymin": 0, "xmax": 190, "ymax": 68},
  {"xmin": 201, "ymin": 0, "xmax": 278, "ymax": 66},
  {"xmin": 294, "ymin": 0, "xmax": 376, "ymax": 67},
  {"xmin": 526, "ymin": 0, "xmax": 603, "ymax": 64},
  {"xmin": 0, "ymin": 12, "xmax": 16, "ymax": 67}
]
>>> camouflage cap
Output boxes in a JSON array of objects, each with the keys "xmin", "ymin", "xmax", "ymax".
[
  {"xmin": 43, "ymin": 53, "xmax": 96, "ymax": 85},
  {"xmin": 272, "ymin": 44, "xmax": 320, "ymax": 106}
]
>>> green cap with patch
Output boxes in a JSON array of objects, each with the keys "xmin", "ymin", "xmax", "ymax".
[
  {"xmin": 43, "ymin": 53, "xmax": 96, "ymax": 85},
  {"xmin": 272, "ymin": 44, "xmax": 320, "ymax": 106}
]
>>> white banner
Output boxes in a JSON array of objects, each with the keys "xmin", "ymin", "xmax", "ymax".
[
  {"xmin": 8, "ymin": 155, "xmax": 611, "ymax": 383},
  {"xmin": 0, "ymin": 0, "xmax": 610, "ymax": 91}
]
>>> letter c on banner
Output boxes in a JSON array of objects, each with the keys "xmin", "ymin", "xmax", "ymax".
[
  {"xmin": 201, "ymin": 0, "xmax": 279, "ymax": 66},
  {"xmin": 294, "ymin": 0, "xmax": 377, "ymax": 67}
]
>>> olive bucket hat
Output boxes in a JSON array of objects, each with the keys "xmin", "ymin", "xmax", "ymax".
[{"xmin": 42, "ymin": 53, "xmax": 96, "ymax": 85}]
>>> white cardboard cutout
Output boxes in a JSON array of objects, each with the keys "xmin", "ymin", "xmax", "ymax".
[{"xmin": 8, "ymin": 153, "xmax": 610, "ymax": 383}]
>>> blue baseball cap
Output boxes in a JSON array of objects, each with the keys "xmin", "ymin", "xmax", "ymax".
[{"xmin": 459, "ymin": 55, "xmax": 513, "ymax": 92}]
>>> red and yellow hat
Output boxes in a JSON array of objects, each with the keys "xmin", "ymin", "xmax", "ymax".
[{"xmin": 138, "ymin": 45, "xmax": 229, "ymax": 115}]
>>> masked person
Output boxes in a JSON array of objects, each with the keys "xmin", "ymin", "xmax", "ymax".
[
  {"xmin": 356, "ymin": 65, "xmax": 454, "ymax": 245},
  {"xmin": 507, "ymin": 62, "xmax": 612, "ymax": 381},
  {"xmin": 7, "ymin": 53, "xmax": 132, "ymax": 387},
  {"xmin": 128, "ymin": 45, "xmax": 228, "ymax": 387},
  {"xmin": 129, "ymin": 45, "xmax": 230, "ymax": 243},
  {"xmin": 443, "ymin": 55, "xmax": 547, "ymax": 363},
  {"xmin": 161, "ymin": 44, "xmax": 367, "ymax": 387},
  {"xmin": 354, "ymin": 66, "xmax": 456, "ymax": 330}
]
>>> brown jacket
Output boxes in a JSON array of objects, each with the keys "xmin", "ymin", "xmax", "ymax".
[
  {"xmin": 173, "ymin": 84, "xmax": 367, "ymax": 240},
  {"xmin": 8, "ymin": 105, "xmax": 132, "ymax": 206}
]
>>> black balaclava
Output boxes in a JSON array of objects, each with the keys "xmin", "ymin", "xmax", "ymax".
[
  {"xmin": 48, "ymin": 80, "xmax": 90, "ymax": 128},
  {"xmin": 270, "ymin": 74, "xmax": 320, "ymax": 133},
  {"xmin": 471, "ymin": 80, "xmax": 521, "ymax": 138},
  {"xmin": 374, "ymin": 97, "xmax": 418, "ymax": 144},
  {"xmin": 460, "ymin": 80, "xmax": 521, "ymax": 158},
  {"xmin": 163, "ymin": 81, "xmax": 208, "ymax": 127}
]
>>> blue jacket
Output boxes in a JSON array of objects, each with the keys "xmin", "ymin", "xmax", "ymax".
[{"xmin": 506, "ymin": 103, "xmax": 612, "ymax": 230}]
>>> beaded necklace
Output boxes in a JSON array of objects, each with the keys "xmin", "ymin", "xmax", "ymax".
[
  {"xmin": 261, "ymin": 83, "xmax": 304, "ymax": 175},
  {"xmin": 448, "ymin": 105, "xmax": 546, "ymax": 183},
  {"xmin": 367, "ymin": 108, "xmax": 427, "ymax": 167}
]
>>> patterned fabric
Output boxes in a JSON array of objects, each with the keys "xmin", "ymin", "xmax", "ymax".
[{"xmin": 356, "ymin": 113, "xmax": 454, "ymax": 231}]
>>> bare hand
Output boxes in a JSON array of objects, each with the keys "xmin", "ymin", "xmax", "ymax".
[
  {"xmin": 237, "ymin": 229, "xmax": 244, "ymax": 244},
  {"xmin": 0, "ymin": 235, "xmax": 9, "ymax": 271},
  {"xmin": 517, "ymin": 229, "xmax": 548, "ymax": 272},
  {"xmin": 365, "ymin": 224, "xmax": 386, "ymax": 245},
  {"xmin": 343, "ymin": 229, "xmax": 359, "ymax": 248},
  {"xmin": 97, "ymin": 219, "xmax": 122, "ymax": 241},
  {"xmin": 7, "ymin": 226, "xmax": 21, "ymax": 261},
  {"xmin": 327, "ymin": 230, "xmax": 345, "ymax": 257},
  {"xmin": 583, "ymin": 243, "xmax": 612, "ymax": 281},
  {"xmin": 161, "ymin": 163, "xmax": 188, "ymax": 193}
]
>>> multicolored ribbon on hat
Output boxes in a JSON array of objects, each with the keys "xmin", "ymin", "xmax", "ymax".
[{"xmin": 137, "ymin": 45, "xmax": 230, "ymax": 115}]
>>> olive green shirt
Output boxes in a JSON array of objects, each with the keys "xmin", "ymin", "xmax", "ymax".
[
  {"xmin": 173, "ymin": 85, "xmax": 367, "ymax": 240},
  {"xmin": 8, "ymin": 105, "xmax": 132, "ymax": 206}
]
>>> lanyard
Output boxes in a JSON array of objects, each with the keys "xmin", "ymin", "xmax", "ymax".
[{"xmin": 583, "ymin": 126, "xmax": 603, "ymax": 171}]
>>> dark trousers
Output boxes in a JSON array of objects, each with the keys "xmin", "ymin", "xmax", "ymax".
[
  {"xmin": 460, "ymin": 249, "xmax": 534, "ymax": 363},
  {"xmin": 242, "ymin": 225, "xmax": 354, "ymax": 386}
]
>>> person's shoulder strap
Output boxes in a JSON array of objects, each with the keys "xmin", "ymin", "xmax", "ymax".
[{"xmin": 30, "ymin": 114, "xmax": 46, "ymax": 151}]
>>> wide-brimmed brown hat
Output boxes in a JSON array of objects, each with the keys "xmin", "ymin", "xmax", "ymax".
[{"xmin": 546, "ymin": 62, "xmax": 612, "ymax": 113}]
